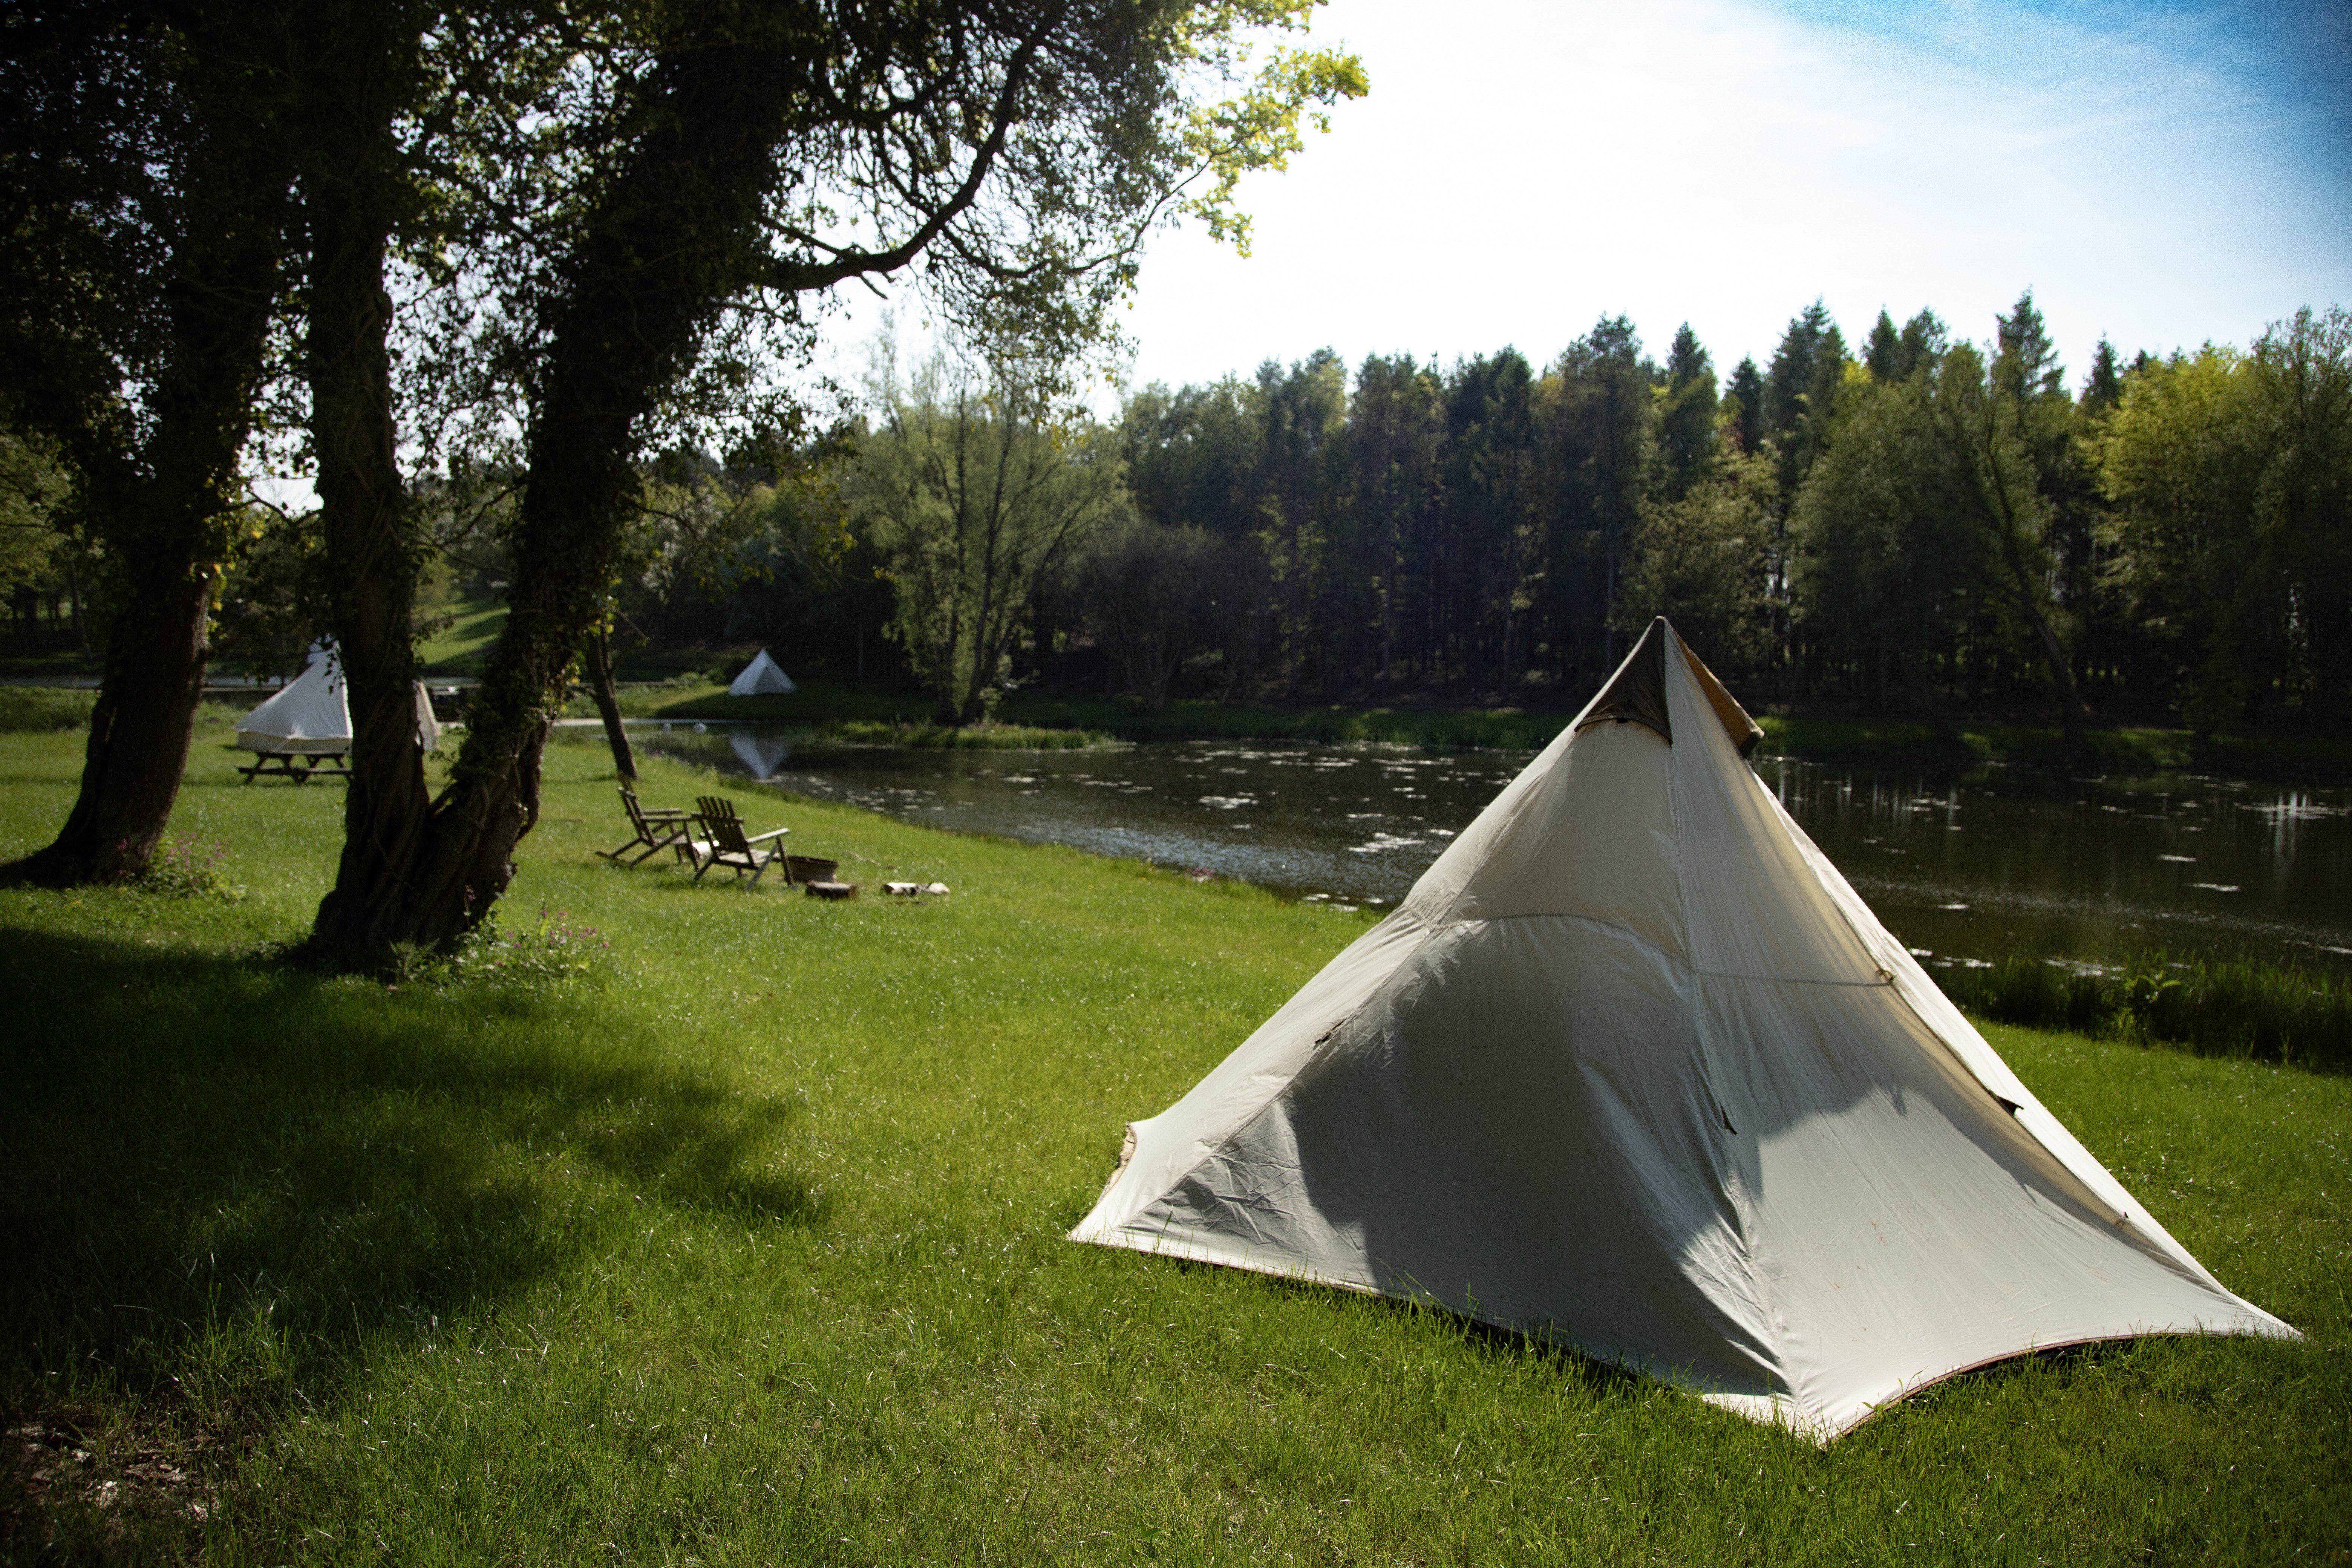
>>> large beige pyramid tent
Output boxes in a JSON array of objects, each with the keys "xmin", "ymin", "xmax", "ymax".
[{"xmin": 1072, "ymin": 618, "xmax": 2295, "ymax": 1441}]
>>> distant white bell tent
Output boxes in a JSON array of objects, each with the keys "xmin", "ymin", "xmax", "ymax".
[
  {"xmin": 1070, "ymin": 617, "xmax": 2297, "ymax": 1442},
  {"xmin": 728, "ymin": 649, "xmax": 796, "ymax": 696},
  {"xmin": 236, "ymin": 645, "xmax": 350, "ymax": 755},
  {"xmin": 236, "ymin": 644, "xmax": 443, "ymax": 755}
]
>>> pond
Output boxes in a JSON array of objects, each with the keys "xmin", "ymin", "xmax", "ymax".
[{"xmin": 592, "ymin": 723, "xmax": 2352, "ymax": 975}]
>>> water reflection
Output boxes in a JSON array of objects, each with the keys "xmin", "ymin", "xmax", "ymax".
[
  {"xmin": 585, "ymin": 724, "xmax": 2352, "ymax": 972},
  {"xmin": 1753, "ymin": 759, "xmax": 2352, "ymax": 974},
  {"xmin": 729, "ymin": 732, "xmax": 793, "ymax": 780}
]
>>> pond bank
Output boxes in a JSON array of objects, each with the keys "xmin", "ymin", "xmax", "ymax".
[
  {"xmin": 599, "ymin": 728, "xmax": 2352, "ymax": 984},
  {"xmin": 11, "ymin": 673, "xmax": 2340, "ymax": 780},
  {"xmin": 625, "ymin": 674, "xmax": 2352, "ymax": 781}
]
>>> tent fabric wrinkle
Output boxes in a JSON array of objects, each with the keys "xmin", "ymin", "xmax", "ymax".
[{"xmin": 1069, "ymin": 616, "xmax": 2296, "ymax": 1443}]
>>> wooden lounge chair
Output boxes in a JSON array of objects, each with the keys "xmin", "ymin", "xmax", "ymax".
[
  {"xmin": 690, "ymin": 795, "xmax": 789, "ymax": 886},
  {"xmin": 600, "ymin": 787, "xmax": 694, "ymax": 867}
]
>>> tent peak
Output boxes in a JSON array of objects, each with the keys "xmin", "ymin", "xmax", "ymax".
[
  {"xmin": 1577, "ymin": 617, "xmax": 1764, "ymax": 759},
  {"xmin": 1577, "ymin": 618, "xmax": 1674, "ymax": 746}
]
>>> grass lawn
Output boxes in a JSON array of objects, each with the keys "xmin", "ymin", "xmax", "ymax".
[{"xmin": 2, "ymin": 723, "xmax": 2346, "ymax": 1563}]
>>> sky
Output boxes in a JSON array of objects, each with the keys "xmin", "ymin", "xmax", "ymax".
[{"xmin": 1048, "ymin": 0, "xmax": 2352, "ymax": 394}]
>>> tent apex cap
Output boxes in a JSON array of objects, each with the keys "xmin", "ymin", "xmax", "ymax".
[{"xmin": 1577, "ymin": 617, "xmax": 1765, "ymax": 758}]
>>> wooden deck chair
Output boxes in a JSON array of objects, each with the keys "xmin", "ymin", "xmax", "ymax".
[
  {"xmin": 600, "ymin": 787, "xmax": 694, "ymax": 866},
  {"xmin": 690, "ymin": 795, "xmax": 790, "ymax": 886}
]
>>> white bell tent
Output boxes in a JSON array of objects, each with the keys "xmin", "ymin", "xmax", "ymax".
[
  {"xmin": 1071, "ymin": 618, "xmax": 2295, "ymax": 1442},
  {"xmin": 729, "ymin": 649, "xmax": 796, "ymax": 696},
  {"xmin": 236, "ymin": 645, "xmax": 443, "ymax": 755},
  {"xmin": 236, "ymin": 646, "xmax": 351, "ymax": 755}
]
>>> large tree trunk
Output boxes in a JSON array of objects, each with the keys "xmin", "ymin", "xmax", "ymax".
[
  {"xmin": 2, "ymin": 24, "xmax": 292, "ymax": 887},
  {"xmin": 299, "ymin": 6, "xmax": 1056, "ymax": 963},
  {"xmin": 10, "ymin": 566, "xmax": 213, "ymax": 885},
  {"xmin": 301, "ymin": 0, "xmax": 438, "ymax": 963},
  {"xmin": 306, "ymin": 29, "xmax": 804, "ymax": 959}
]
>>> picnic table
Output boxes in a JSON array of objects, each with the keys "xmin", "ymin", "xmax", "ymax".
[{"xmin": 237, "ymin": 750, "xmax": 350, "ymax": 784}]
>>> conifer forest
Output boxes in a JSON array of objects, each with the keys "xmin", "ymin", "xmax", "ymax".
[{"xmin": 613, "ymin": 297, "xmax": 2350, "ymax": 734}]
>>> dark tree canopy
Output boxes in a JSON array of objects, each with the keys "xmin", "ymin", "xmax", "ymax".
[{"xmin": 0, "ymin": 0, "xmax": 298, "ymax": 886}]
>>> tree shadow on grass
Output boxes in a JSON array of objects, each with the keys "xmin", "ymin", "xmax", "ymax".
[{"xmin": 0, "ymin": 922, "xmax": 824, "ymax": 1550}]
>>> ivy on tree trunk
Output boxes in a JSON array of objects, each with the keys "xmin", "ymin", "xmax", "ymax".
[{"xmin": 309, "ymin": 21, "xmax": 829, "ymax": 956}]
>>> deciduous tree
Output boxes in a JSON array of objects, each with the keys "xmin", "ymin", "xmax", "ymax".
[
  {"xmin": 2099, "ymin": 307, "xmax": 2352, "ymax": 730},
  {"xmin": 855, "ymin": 346, "xmax": 1122, "ymax": 724},
  {"xmin": 305, "ymin": 0, "xmax": 1363, "ymax": 961},
  {"xmin": 0, "ymin": 0, "xmax": 297, "ymax": 885}
]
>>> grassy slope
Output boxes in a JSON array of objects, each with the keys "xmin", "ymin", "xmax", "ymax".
[
  {"xmin": 414, "ymin": 591, "xmax": 510, "ymax": 678},
  {"xmin": 0, "ymin": 724, "xmax": 2346, "ymax": 1564}
]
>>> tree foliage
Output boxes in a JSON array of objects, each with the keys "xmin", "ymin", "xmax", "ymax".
[
  {"xmin": 853, "ymin": 346, "xmax": 1123, "ymax": 724},
  {"xmin": 0, "ymin": 0, "xmax": 299, "ymax": 884},
  {"xmin": 287, "ymin": 0, "xmax": 1363, "ymax": 960},
  {"xmin": 2099, "ymin": 307, "xmax": 2352, "ymax": 730},
  {"xmin": 684, "ymin": 296, "xmax": 2340, "ymax": 737}
]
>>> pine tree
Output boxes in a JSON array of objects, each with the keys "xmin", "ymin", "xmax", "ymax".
[
  {"xmin": 1866, "ymin": 309, "xmax": 1944, "ymax": 383},
  {"xmin": 1653, "ymin": 323, "xmax": 1718, "ymax": 500},
  {"xmin": 1998, "ymin": 289, "xmax": 2064, "ymax": 398},
  {"xmin": 2081, "ymin": 338, "xmax": 2123, "ymax": 417},
  {"xmin": 1725, "ymin": 357, "xmax": 1764, "ymax": 454},
  {"xmin": 1766, "ymin": 301, "xmax": 1836, "ymax": 443},
  {"xmin": 1898, "ymin": 310, "xmax": 1947, "ymax": 374},
  {"xmin": 1865, "ymin": 310, "xmax": 1903, "ymax": 381}
]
